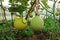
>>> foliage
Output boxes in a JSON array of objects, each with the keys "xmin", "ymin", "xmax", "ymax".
[
  {"xmin": 9, "ymin": 0, "xmax": 28, "ymax": 14},
  {"xmin": 8, "ymin": 5, "xmax": 27, "ymax": 14},
  {"xmin": 0, "ymin": 0, "xmax": 60, "ymax": 40},
  {"xmin": 44, "ymin": 16, "xmax": 60, "ymax": 34}
]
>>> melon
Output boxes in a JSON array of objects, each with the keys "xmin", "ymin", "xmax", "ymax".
[
  {"xmin": 14, "ymin": 17, "xmax": 27, "ymax": 30},
  {"xmin": 30, "ymin": 16, "xmax": 44, "ymax": 31}
]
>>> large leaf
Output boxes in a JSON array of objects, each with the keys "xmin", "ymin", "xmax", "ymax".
[
  {"xmin": 8, "ymin": 5, "xmax": 27, "ymax": 14},
  {"xmin": 9, "ymin": 0, "xmax": 28, "ymax": 14},
  {"xmin": 9, "ymin": 0, "xmax": 28, "ymax": 6},
  {"xmin": 18, "ymin": 5, "xmax": 27, "ymax": 14}
]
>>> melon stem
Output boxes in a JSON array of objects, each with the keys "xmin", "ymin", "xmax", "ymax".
[{"xmin": 35, "ymin": 0, "xmax": 39, "ymax": 16}]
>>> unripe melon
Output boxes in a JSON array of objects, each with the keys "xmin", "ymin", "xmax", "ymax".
[
  {"xmin": 14, "ymin": 17, "xmax": 27, "ymax": 30},
  {"xmin": 29, "ymin": 13, "xmax": 33, "ymax": 17},
  {"xmin": 30, "ymin": 16, "xmax": 44, "ymax": 31}
]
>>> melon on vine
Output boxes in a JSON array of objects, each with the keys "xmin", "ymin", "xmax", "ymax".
[
  {"xmin": 14, "ymin": 17, "xmax": 27, "ymax": 30},
  {"xmin": 30, "ymin": 16, "xmax": 44, "ymax": 31},
  {"xmin": 29, "ymin": 13, "xmax": 33, "ymax": 17}
]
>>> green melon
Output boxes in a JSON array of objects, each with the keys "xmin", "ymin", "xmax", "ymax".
[{"xmin": 30, "ymin": 16, "xmax": 44, "ymax": 31}]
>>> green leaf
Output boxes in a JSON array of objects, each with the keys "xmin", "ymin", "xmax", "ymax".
[
  {"xmin": 9, "ymin": 0, "xmax": 13, "ymax": 3},
  {"xmin": 42, "ymin": 0, "xmax": 47, "ymax": 3},
  {"xmin": 19, "ymin": 0, "xmax": 28, "ymax": 6},
  {"xmin": 18, "ymin": 5, "xmax": 27, "ymax": 14},
  {"xmin": 9, "ymin": 0, "xmax": 18, "ymax": 3},
  {"xmin": 40, "ymin": 8, "xmax": 44, "ymax": 10},
  {"xmin": 24, "ymin": 30, "xmax": 34, "ymax": 36},
  {"xmin": 42, "ymin": 1, "xmax": 50, "ymax": 9},
  {"xmin": 22, "ymin": 27, "xmax": 34, "ymax": 37},
  {"xmin": 8, "ymin": 5, "xmax": 27, "ymax": 14}
]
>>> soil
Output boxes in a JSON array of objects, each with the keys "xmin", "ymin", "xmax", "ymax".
[{"xmin": 0, "ymin": 30, "xmax": 60, "ymax": 40}]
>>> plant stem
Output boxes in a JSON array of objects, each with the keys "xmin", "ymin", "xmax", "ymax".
[
  {"xmin": 46, "ymin": 10, "xmax": 47, "ymax": 19},
  {"xmin": 10, "ymin": 0, "xmax": 15, "ymax": 27},
  {"xmin": 52, "ymin": 0, "xmax": 57, "ymax": 26},
  {"xmin": 40, "ymin": 2, "xmax": 53, "ymax": 14},
  {"xmin": 3, "ymin": 9, "xmax": 10, "ymax": 27},
  {"xmin": 21, "ymin": 13, "xmax": 26, "ymax": 24},
  {"xmin": 1, "ymin": 1, "xmax": 10, "ymax": 27},
  {"xmin": 53, "ymin": 0, "xmax": 56, "ymax": 19},
  {"xmin": 11, "ymin": 12, "xmax": 14, "ymax": 27},
  {"xmin": 25, "ymin": 0, "xmax": 35, "ymax": 20},
  {"xmin": 35, "ymin": 0, "xmax": 39, "ymax": 15}
]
